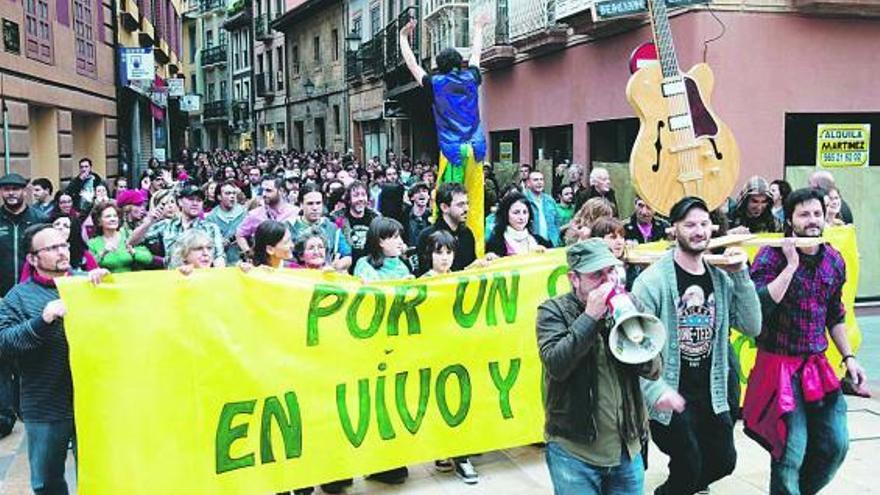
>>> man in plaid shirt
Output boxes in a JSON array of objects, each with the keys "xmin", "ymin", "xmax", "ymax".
[
  {"xmin": 745, "ymin": 187, "xmax": 867, "ymax": 495},
  {"xmin": 128, "ymin": 184, "xmax": 226, "ymax": 267}
]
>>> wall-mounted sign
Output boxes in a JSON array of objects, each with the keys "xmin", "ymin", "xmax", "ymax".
[
  {"xmin": 816, "ymin": 123, "xmax": 871, "ymax": 168},
  {"xmin": 122, "ymin": 47, "xmax": 155, "ymax": 81},
  {"xmin": 180, "ymin": 94, "xmax": 201, "ymax": 112},
  {"xmin": 167, "ymin": 78, "xmax": 185, "ymax": 97},
  {"xmin": 150, "ymin": 87, "xmax": 168, "ymax": 108},
  {"xmin": 592, "ymin": 0, "xmax": 706, "ymax": 21},
  {"xmin": 499, "ymin": 142, "xmax": 513, "ymax": 164}
]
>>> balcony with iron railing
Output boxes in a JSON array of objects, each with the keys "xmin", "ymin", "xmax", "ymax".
[
  {"xmin": 424, "ymin": 0, "xmax": 469, "ymax": 20},
  {"xmin": 254, "ymin": 14, "xmax": 273, "ymax": 40},
  {"xmin": 471, "ymin": 0, "xmax": 516, "ymax": 68},
  {"xmin": 201, "ymin": 45, "xmax": 227, "ymax": 66},
  {"xmin": 204, "ymin": 100, "xmax": 228, "ymax": 120},
  {"xmin": 506, "ymin": 0, "xmax": 568, "ymax": 54},
  {"xmin": 346, "ymin": 6, "xmax": 419, "ymax": 83}
]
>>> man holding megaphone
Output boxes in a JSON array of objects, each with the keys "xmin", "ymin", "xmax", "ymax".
[
  {"xmin": 536, "ymin": 239, "xmax": 664, "ymax": 494},
  {"xmin": 632, "ymin": 196, "xmax": 762, "ymax": 495}
]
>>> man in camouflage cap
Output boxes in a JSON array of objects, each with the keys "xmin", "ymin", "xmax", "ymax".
[{"xmin": 536, "ymin": 239, "xmax": 661, "ymax": 493}]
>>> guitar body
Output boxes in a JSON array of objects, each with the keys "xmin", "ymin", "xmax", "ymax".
[{"xmin": 626, "ymin": 62, "xmax": 740, "ymax": 216}]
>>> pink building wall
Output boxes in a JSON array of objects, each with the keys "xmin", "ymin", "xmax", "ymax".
[{"xmin": 481, "ymin": 12, "xmax": 880, "ymax": 185}]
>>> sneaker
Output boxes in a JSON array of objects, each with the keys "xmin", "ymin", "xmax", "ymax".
[
  {"xmin": 434, "ymin": 459, "xmax": 454, "ymax": 473},
  {"xmin": 454, "ymin": 459, "xmax": 479, "ymax": 485}
]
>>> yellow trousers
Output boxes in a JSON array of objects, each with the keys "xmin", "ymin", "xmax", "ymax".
[{"xmin": 437, "ymin": 147, "xmax": 485, "ymax": 258}]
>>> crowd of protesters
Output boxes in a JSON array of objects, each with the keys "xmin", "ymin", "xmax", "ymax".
[{"xmin": 0, "ymin": 145, "xmax": 864, "ymax": 494}]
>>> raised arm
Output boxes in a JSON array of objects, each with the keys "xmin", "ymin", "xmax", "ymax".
[
  {"xmin": 469, "ymin": 12, "xmax": 490, "ymax": 68},
  {"xmin": 399, "ymin": 20, "xmax": 427, "ymax": 85}
]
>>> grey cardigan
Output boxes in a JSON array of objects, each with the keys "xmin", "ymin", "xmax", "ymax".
[{"xmin": 631, "ymin": 251, "xmax": 761, "ymax": 425}]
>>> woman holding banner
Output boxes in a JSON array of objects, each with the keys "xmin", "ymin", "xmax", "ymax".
[{"xmin": 486, "ymin": 191, "xmax": 551, "ymax": 258}]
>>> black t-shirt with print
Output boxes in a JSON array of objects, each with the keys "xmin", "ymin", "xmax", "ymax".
[
  {"xmin": 674, "ymin": 262, "xmax": 717, "ymax": 405},
  {"xmin": 346, "ymin": 209, "xmax": 376, "ymax": 271}
]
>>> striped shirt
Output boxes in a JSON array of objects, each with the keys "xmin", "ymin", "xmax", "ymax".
[
  {"xmin": 0, "ymin": 276, "xmax": 73, "ymax": 422},
  {"xmin": 750, "ymin": 244, "xmax": 846, "ymax": 356}
]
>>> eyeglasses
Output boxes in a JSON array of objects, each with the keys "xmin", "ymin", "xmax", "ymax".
[{"xmin": 32, "ymin": 242, "xmax": 70, "ymax": 254}]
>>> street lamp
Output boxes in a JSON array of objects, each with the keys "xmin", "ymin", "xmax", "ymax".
[
  {"xmin": 345, "ymin": 31, "xmax": 361, "ymax": 53},
  {"xmin": 303, "ymin": 77, "xmax": 315, "ymax": 98},
  {"xmin": 303, "ymin": 77, "xmax": 314, "ymax": 117}
]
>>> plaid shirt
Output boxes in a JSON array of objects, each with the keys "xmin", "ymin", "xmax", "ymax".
[
  {"xmin": 750, "ymin": 244, "xmax": 846, "ymax": 355},
  {"xmin": 145, "ymin": 217, "xmax": 226, "ymax": 265}
]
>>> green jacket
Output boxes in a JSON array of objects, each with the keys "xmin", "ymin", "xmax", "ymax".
[
  {"xmin": 631, "ymin": 251, "xmax": 761, "ymax": 425},
  {"xmin": 88, "ymin": 230, "xmax": 154, "ymax": 273}
]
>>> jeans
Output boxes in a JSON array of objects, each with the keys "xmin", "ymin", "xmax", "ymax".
[
  {"xmin": 26, "ymin": 419, "xmax": 76, "ymax": 495},
  {"xmin": 650, "ymin": 402, "xmax": 737, "ymax": 495},
  {"xmin": 545, "ymin": 441, "xmax": 644, "ymax": 495},
  {"xmin": 770, "ymin": 381, "xmax": 848, "ymax": 495}
]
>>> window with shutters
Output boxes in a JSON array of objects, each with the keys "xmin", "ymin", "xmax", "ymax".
[
  {"xmin": 23, "ymin": 0, "xmax": 53, "ymax": 64},
  {"xmin": 73, "ymin": 0, "xmax": 97, "ymax": 77}
]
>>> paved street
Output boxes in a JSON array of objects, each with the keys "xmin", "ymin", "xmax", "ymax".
[{"xmin": 2, "ymin": 310, "xmax": 879, "ymax": 494}]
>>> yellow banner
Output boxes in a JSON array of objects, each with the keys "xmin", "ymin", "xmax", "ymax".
[{"xmin": 58, "ymin": 226, "xmax": 860, "ymax": 494}]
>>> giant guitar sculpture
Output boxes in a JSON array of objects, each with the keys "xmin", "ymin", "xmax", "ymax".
[{"xmin": 626, "ymin": 0, "xmax": 740, "ymax": 216}]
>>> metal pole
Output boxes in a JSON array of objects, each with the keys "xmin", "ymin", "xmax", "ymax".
[
  {"xmin": 1, "ymin": 75, "xmax": 10, "ymax": 174},
  {"xmin": 249, "ymin": 1, "xmax": 256, "ymax": 153}
]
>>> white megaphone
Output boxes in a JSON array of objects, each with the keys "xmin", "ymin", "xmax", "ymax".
[{"xmin": 606, "ymin": 287, "xmax": 666, "ymax": 364}]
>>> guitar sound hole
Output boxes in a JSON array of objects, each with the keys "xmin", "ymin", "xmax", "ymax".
[
  {"xmin": 652, "ymin": 120, "xmax": 665, "ymax": 172},
  {"xmin": 709, "ymin": 138, "xmax": 723, "ymax": 160}
]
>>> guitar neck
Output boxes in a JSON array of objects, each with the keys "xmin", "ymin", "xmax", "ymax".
[{"xmin": 647, "ymin": 0, "xmax": 682, "ymax": 79}]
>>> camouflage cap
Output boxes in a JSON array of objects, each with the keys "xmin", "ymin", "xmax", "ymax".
[{"xmin": 566, "ymin": 239, "xmax": 622, "ymax": 274}]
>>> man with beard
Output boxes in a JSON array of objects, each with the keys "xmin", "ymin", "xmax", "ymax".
[
  {"xmin": 632, "ymin": 196, "xmax": 761, "ymax": 495},
  {"xmin": 624, "ymin": 196, "xmax": 670, "ymax": 244},
  {"xmin": 236, "ymin": 176, "xmax": 299, "ymax": 258},
  {"xmin": 243, "ymin": 166, "xmax": 264, "ymax": 200},
  {"xmin": 744, "ymin": 187, "xmax": 864, "ymax": 495},
  {"xmin": 0, "ymin": 224, "xmax": 108, "ymax": 493},
  {"xmin": 555, "ymin": 184, "xmax": 575, "ymax": 234},
  {"xmin": 0, "ymin": 173, "xmax": 45, "ymax": 437},
  {"xmin": 537, "ymin": 239, "xmax": 662, "ymax": 494},
  {"xmin": 206, "ymin": 181, "xmax": 247, "ymax": 264},
  {"xmin": 728, "ymin": 176, "xmax": 782, "ymax": 234},
  {"xmin": 414, "ymin": 182, "xmax": 487, "ymax": 276},
  {"xmin": 333, "ymin": 181, "xmax": 380, "ymax": 271},
  {"xmin": 129, "ymin": 184, "xmax": 226, "ymax": 267},
  {"xmin": 290, "ymin": 184, "xmax": 352, "ymax": 272}
]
